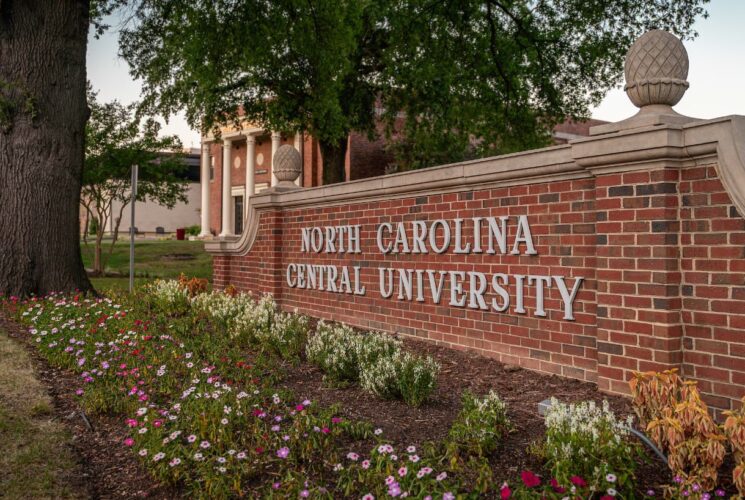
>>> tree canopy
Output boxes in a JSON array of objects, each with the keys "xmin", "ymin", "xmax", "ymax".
[{"xmin": 117, "ymin": 0, "xmax": 708, "ymax": 180}]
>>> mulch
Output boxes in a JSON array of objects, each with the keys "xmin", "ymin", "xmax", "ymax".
[
  {"xmin": 1, "ymin": 311, "xmax": 672, "ymax": 498},
  {"xmin": 276, "ymin": 333, "xmax": 671, "ymax": 492}
]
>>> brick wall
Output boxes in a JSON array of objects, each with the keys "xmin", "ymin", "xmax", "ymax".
[{"xmin": 209, "ymin": 121, "xmax": 745, "ymax": 412}]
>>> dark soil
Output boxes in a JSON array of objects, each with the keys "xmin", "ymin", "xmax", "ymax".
[{"xmin": 0, "ymin": 314, "xmax": 180, "ymax": 499}]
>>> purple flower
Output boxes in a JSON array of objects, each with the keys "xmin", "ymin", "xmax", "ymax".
[
  {"xmin": 276, "ymin": 447, "xmax": 290, "ymax": 459},
  {"xmin": 443, "ymin": 494, "xmax": 455, "ymax": 500},
  {"xmin": 715, "ymin": 490, "xmax": 726, "ymax": 497}
]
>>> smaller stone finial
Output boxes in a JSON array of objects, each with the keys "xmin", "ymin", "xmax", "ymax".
[
  {"xmin": 591, "ymin": 29, "xmax": 697, "ymax": 135},
  {"xmin": 272, "ymin": 144, "xmax": 302, "ymax": 188},
  {"xmin": 624, "ymin": 29, "xmax": 689, "ymax": 109}
]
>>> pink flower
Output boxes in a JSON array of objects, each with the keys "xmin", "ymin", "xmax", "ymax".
[
  {"xmin": 520, "ymin": 471, "xmax": 541, "ymax": 488},
  {"xmin": 126, "ymin": 419, "xmax": 138, "ymax": 427},
  {"xmin": 398, "ymin": 466, "xmax": 407, "ymax": 477},
  {"xmin": 276, "ymin": 447, "xmax": 290, "ymax": 459},
  {"xmin": 331, "ymin": 417, "xmax": 342, "ymax": 424},
  {"xmin": 124, "ymin": 438, "xmax": 134, "ymax": 447},
  {"xmin": 321, "ymin": 427, "xmax": 330, "ymax": 434},
  {"xmin": 500, "ymin": 482, "xmax": 511, "ymax": 499},
  {"xmin": 570, "ymin": 476, "xmax": 587, "ymax": 487},
  {"xmin": 550, "ymin": 478, "xmax": 566, "ymax": 493},
  {"xmin": 295, "ymin": 404, "xmax": 304, "ymax": 411}
]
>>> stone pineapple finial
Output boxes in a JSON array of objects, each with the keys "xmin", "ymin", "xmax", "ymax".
[
  {"xmin": 624, "ymin": 29, "xmax": 690, "ymax": 110},
  {"xmin": 591, "ymin": 29, "xmax": 696, "ymax": 135},
  {"xmin": 272, "ymin": 144, "xmax": 302, "ymax": 188}
]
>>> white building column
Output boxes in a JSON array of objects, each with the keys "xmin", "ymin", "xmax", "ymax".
[
  {"xmin": 270, "ymin": 131, "xmax": 281, "ymax": 186},
  {"xmin": 293, "ymin": 131, "xmax": 303, "ymax": 186},
  {"xmin": 219, "ymin": 138, "xmax": 233, "ymax": 237},
  {"xmin": 199, "ymin": 142, "xmax": 211, "ymax": 237},
  {"xmin": 245, "ymin": 135, "xmax": 256, "ymax": 218}
]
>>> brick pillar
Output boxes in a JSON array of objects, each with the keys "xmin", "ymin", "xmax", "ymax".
[{"xmin": 593, "ymin": 168, "xmax": 684, "ymax": 393}]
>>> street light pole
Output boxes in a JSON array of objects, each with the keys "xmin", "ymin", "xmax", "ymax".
[{"xmin": 129, "ymin": 164, "xmax": 139, "ymax": 293}]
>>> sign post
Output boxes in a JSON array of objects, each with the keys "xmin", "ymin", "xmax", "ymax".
[{"xmin": 129, "ymin": 164, "xmax": 139, "ymax": 293}]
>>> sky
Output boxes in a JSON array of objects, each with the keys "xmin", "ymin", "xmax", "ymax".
[{"xmin": 87, "ymin": 1, "xmax": 745, "ymax": 149}]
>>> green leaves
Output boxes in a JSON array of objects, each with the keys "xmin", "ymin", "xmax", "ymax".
[
  {"xmin": 83, "ymin": 86, "xmax": 188, "ymax": 209},
  {"xmin": 116, "ymin": 0, "xmax": 708, "ymax": 173}
]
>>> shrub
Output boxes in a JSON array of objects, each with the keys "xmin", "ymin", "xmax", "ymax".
[
  {"xmin": 543, "ymin": 398, "xmax": 639, "ymax": 496},
  {"xmin": 306, "ymin": 322, "xmax": 400, "ymax": 385},
  {"xmin": 178, "ymin": 273, "xmax": 208, "ymax": 297},
  {"xmin": 447, "ymin": 391, "xmax": 511, "ymax": 458},
  {"xmin": 191, "ymin": 290, "xmax": 259, "ymax": 335},
  {"xmin": 230, "ymin": 294, "xmax": 276, "ymax": 342},
  {"xmin": 361, "ymin": 351, "xmax": 439, "ymax": 406},
  {"xmin": 724, "ymin": 397, "xmax": 745, "ymax": 497},
  {"xmin": 146, "ymin": 278, "xmax": 190, "ymax": 314},
  {"xmin": 631, "ymin": 370, "xmax": 729, "ymax": 494},
  {"xmin": 396, "ymin": 353, "xmax": 439, "ymax": 406},
  {"xmin": 254, "ymin": 311, "xmax": 309, "ymax": 360},
  {"xmin": 185, "ymin": 224, "xmax": 201, "ymax": 236}
]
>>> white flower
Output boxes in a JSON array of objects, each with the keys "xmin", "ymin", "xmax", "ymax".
[{"xmin": 607, "ymin": 488, "xmax": 617, "ymax": 496}]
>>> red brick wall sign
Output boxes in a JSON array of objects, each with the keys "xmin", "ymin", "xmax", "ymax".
[{"xmin": 206, "ymin": 31, "xmax": 745, "ymax": 412}]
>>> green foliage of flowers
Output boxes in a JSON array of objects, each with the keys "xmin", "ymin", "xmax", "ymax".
[
  {"xmin": 337, "ymin": 442, "xmax": 459, "ymax": 499},
  {"xmin": 255, "ymin": 311, "xmax": 309, "ymax": 360},
  {"xmin": 306, "ymin": 321, "xmax": 401, "ymax": 384},
  {"xmin": 307, "ymin": 321, "xmax": 439, "ymax": 406},
  {"xmin": 146, "ymin": 278, "xmax": 189, "ymax": 314},
  {"xmin": 543, "ymin": 397, "xmax": 640, "ymax": 497},
  {"xmin": 447, "ymin": 391, "xmax": 512, "ymax": 459},
  {"xmin": 361, "ymin": 351, "xmax": 440, "ymax": 407}
]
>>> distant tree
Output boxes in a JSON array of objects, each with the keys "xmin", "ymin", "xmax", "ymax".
[
  {"xmin": 118, "ymin": 0, "xmax": 707, "ymax": 179},
  {"xmin": 82, "ymin": 88, "xmax": 187, "ymax": 276}
]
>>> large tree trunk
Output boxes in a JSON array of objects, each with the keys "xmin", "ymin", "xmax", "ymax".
[
  {"xmin": 0, "ymin": 0, "xmax": 93, "ymax": 296},
  {"xmin": 319, "ymin": 136, "xmax": 349, "ymax": 185}
]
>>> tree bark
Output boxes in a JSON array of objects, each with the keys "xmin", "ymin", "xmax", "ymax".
[
  {"xmin": 319, "ymin": 136, "xmax": 349, "ymax": 185},
  {"xmin": 0, "ymin": 0, "xmax": 93, "ymax": 295}
]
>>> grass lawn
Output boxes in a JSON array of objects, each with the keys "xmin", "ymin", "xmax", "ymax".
[
  {"xmin": 80, "ymin": 238, "xmax": 212, "ymax": 292},
  {"xmin": 0, "ymin": 328, "xmax": 85, "ymax": 498}
]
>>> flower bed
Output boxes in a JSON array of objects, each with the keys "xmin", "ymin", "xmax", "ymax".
[{"xmin": 1, "ymin": 280, "xmax": 732, "ymax": 499}]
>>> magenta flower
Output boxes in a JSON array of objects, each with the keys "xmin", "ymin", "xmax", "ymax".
[
  {"xmin": 124, "ymin": 438, "xmax": 134, "ymax": 447},
  {"xmin": 520, "ymin": 471, "xmax": 541, "ymax": 488},
  {"xmin": 570, "ymin": 475, "xmax": 587, "ymax": 488}
]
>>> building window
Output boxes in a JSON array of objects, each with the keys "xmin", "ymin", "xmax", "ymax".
[{"xmin": 209, "ymin": 156, "xmax": 215, "ymax": 181}]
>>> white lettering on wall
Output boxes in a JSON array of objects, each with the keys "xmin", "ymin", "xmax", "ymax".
[{"xmin": 292, "ymin": 216, "xmax": 584, "ymax": 320}]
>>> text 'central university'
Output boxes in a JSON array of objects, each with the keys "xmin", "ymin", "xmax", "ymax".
[{"xmin": 286, "ymin": 216, "xmax": 584, "ymax": 320}]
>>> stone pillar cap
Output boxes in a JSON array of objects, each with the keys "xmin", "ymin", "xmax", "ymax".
[
  {"xmin": 271, "ymin": 144, "xmax": 302, "ymax": 191},
  {"xmin": 591, "ymin": 29, "xmax": 698, "ymax": 135}
]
